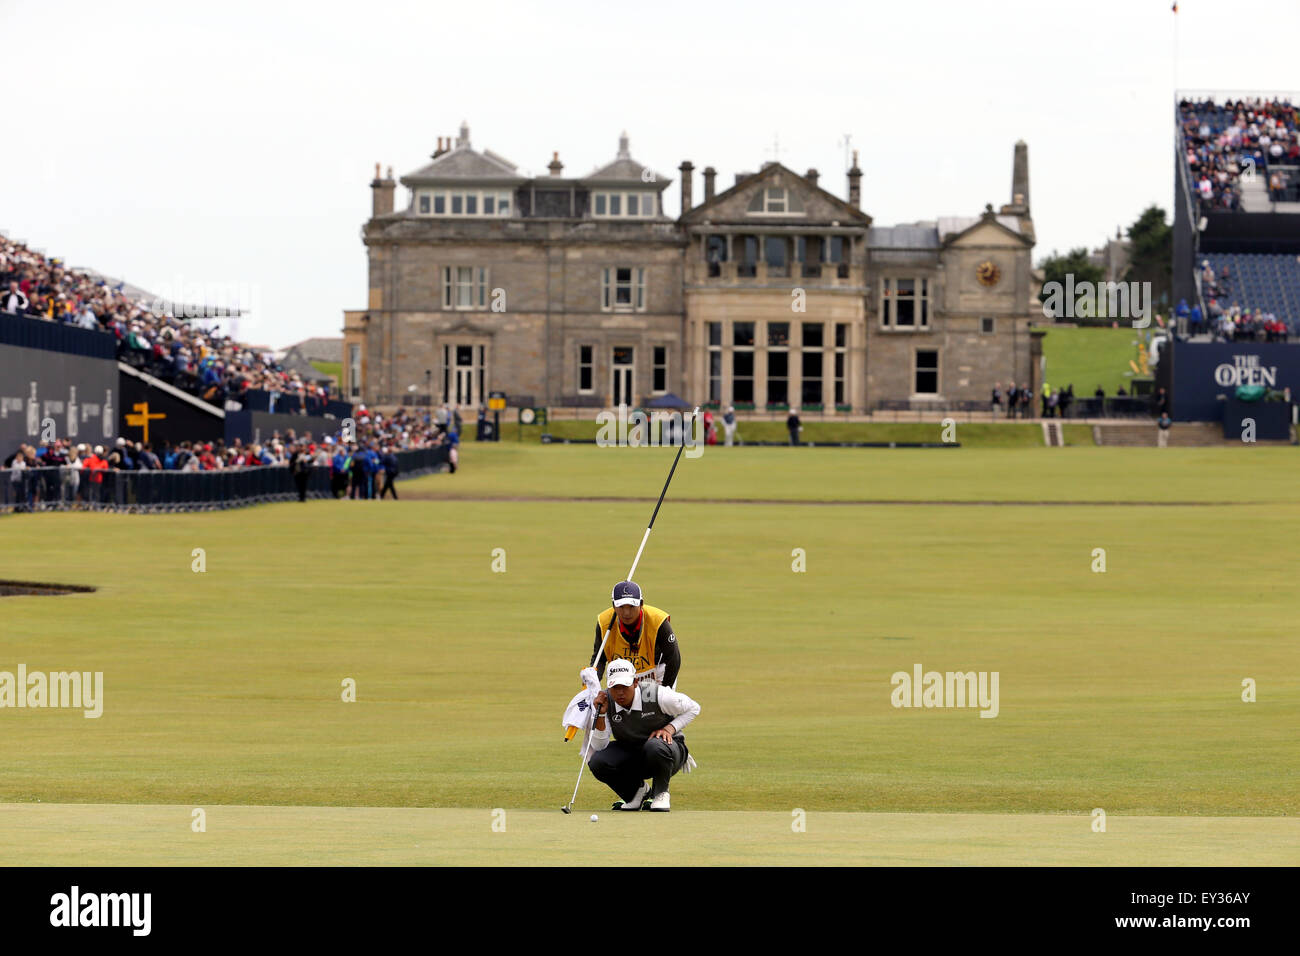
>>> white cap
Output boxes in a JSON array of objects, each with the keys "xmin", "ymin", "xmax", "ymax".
[{"xmin": 606, "ymin": 659, "xmax": 636, "ymax": 689}]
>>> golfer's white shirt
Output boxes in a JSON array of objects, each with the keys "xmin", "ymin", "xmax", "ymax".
[{"xmin": 587, "ymin": 684, "xmax": 700, "ymax": 752}]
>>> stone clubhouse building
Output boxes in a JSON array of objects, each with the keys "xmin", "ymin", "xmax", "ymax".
[{"xmin": 343, "ymin": 123, "xmax": 1042, "ymax": 414}]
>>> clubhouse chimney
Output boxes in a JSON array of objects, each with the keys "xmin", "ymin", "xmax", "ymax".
[
  {"xmin": 847, "ymin": 151, "xmax": 861, "ymax": 208},
  {"xmin": 703, "ymin": 166, "xmax": 716, "ymax": 202},
  {"xmin": 548, "ymin": 151, "xmax": 564, "ymax": 176},
  {"xmin": 371, "ymin": 162, "xmax": 395, "ymax": 217},
  {"xmin": 679, "ymin": 161, "xmax": 694, "ymax": 215},
  {"xmin": 805, "ymin": 168, "xmax": 819, "ymax": 187},
  {"xmin": 1000, "ymin": 141, "xmax": 1031, "ymax": 216},
  {"xmin": 1011, "ymin": 139, "xmax": 1030, "ymax": 210}
]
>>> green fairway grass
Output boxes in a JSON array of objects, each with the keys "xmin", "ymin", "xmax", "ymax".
[
  {"xmin": 2, "ymin": 805, "xmax": 1295, "ymax": 866},
  {"xmin": 405, "ymin": 443, "xmax": 1292, "ymax": 504},
  {"xmin": 1041, "ymin": 326, "xmax": 1145, "ymax": 396},
  {"xmin": 0, "ymin": 443, "xmax": 1296, "ymax": 863},
  {"xmin": 309, "ymin": 360, "xmax": 341, "ymax": 381}
]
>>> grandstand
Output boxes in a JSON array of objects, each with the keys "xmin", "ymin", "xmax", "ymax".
[
  {"xmin": 1165, "ymin": 94, "xmax": 1300, "ymax": 427},
  {"xmin": 0, "ymin": 233, "xmax": 453, "ymax": 511},
  {"xmin": 1173, "ymin": 93, "xmax": 1300, "ymax": 335},
  {"xmin": 1200, "ymin": 252, "xmax": 1300, "ymax": 336},
  {"xmin": 1, "ymin": 233, "xmax": 336, "ymax": 412}
]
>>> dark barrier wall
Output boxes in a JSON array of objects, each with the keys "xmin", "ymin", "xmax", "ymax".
[
  {"xmin": 117, "ymin": 369, "xmax": 224, "ymax": 446},
  {"xmin": 1202, "ymin": 211, "xmax": 1300, "ymax": 255},
  {"xmin": 224, "ymin": 410, "xmax": 349, "ymax": 445},
  {"xmin": 0, "ymin": 446, "xmax": 450, "ymax": 513},
  {"xmin": 0, "ymin": 314, "xmax": 116, "ymax": 360},
  {"xmin": 0, "ymin": 343, "xmax": 118, "ymax": 453},
  {"xmin": 1171, "ymin": 340, "xmax": 1300, "ymax": 421},
  {"xmin": 1221, "ymin": 398, "xmax": 1292, "ymax": 440},
  {"xmin": 240, "ymin": 389, "xmax": 352, "ymax": 419}
]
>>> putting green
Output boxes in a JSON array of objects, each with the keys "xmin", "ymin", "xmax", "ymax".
[{"xmin": 0, "ymin": 805, "xmax": 1294, "ymax": 866}]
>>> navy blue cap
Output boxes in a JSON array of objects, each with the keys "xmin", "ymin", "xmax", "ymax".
[{"xmin": 611, "ymin": 581, "xmax": 642, "ymax": 607}]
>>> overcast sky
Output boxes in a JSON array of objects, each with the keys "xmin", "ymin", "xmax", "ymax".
[{"xmin": 3, "ymin": 0, "xmax": 1298, "ymax": 347}]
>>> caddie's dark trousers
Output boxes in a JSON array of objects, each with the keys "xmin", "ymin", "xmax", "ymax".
[{"xmin": 589, "ymin": 735, "xmax": 688, "ymax": 801}]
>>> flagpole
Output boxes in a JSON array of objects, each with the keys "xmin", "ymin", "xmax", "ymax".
[{"xmin": 1171, "ymin": 3, "xmax": 1179, "ymax": 99}]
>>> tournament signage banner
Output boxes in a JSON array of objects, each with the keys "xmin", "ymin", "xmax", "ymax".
[
  {"xmin": 0, "ymin": 344, "xmax": 118, "ymax": 453},
  {"xmin": 1171, "ymin": 340, "xmax": 1300, "ymax": 421}
]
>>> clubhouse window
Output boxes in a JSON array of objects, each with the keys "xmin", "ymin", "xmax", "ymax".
[
  {"xmin": 881, "ymin": 278, "xmax": 930, "ymax": 329},
  {"xmin": 802, "ymin": 322, "xmax": 823, "ymax": 406},
  {"xmin": 834, "ymin": 323, "xmax": 848, "ymax": 405},
  {"xmin": 745, "ymin": 187, "xmax": 804, "ymax": 215},
  {"xmin": 915, "ymin": 349, "xmax": 939, "ymax": 394},
  {"xmin": 653, "ymin": 346, "xmax": 667, "ymax": 393},
  {"xmin": 592, "ymin": 191, "xmax": 658, "ymax": 218},
  {"xmin": 601, "ymin": 267, "xmax": 646, "ymax": 312},
  {"xmin": 578, "ymin": 344, "xmax": 594, "ymax": 393},
  {"xmin": 442, "ymin": 266, "xmax": 489, "ymax": 310},
  {"xmin": 425, "ymin": 190, "xmax": 511, "ymax": 217},
  {"xmin": 767, "ymin": 349, "xmax": 788, "ymax": 405},
  {"xmin": 708, "ymin": 323, "xmax": 722, "ymax": 403},
  {"xmin": 732, "ymin": 350, "xmax": 754, "ymax": 404}
]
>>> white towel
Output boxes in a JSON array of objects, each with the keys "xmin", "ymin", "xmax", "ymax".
[{"xmin": 561, "ymin": 685, "xmax": 600, "ymax": 759}]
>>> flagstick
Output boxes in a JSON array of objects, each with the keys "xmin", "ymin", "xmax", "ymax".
[
  {"xmin": 562, "ymin": 409, "xmax": 699, "ymax": 813},
  {"xmin": 587, "ymin": 408, "xmax": 697, "ymax": 676}
]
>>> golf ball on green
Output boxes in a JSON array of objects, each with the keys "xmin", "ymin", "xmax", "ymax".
[{"xmin": 590, "ymin": 814, "xmax": 598, "ymax": 822}]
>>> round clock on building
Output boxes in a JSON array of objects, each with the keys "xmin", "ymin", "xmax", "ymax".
[{"xmin": 976, "ymin": 261, "xmax": 1001, "ymax": 287}]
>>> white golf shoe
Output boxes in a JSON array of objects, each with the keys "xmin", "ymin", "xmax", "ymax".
[
  {"xmin": 648, "ymin": 791, "xmax": 670, "ymax": 812},
  {"xmin": 615, "ymin": 782, "xmax": 650, "ymax": 811}
]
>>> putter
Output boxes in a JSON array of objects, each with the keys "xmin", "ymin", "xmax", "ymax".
[
  {"xmin": 559, "ymin": 411, "xmax": 699, "ymax": 814},
  {"xmin": 560, "ymin": 703, "xmax": 602, "ymax": 814}
]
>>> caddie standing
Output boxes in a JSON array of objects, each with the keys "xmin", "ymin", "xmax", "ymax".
[{"xmin": 590, "ymin": 580, "xmax": 681, "ymax": 688}]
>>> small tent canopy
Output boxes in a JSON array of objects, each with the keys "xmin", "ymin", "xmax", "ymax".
[{"xmin": 644, "ymin": 393, "xmax": 693, "ymax": 410}]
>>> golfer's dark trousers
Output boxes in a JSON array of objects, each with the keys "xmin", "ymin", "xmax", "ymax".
[
  {"xmin": 381, "ymin": 472, "xmax": 398, "ymax": 498},
  {"xmin": 589, "ymin": 735, "xmax": 688, "ymax": 800}
]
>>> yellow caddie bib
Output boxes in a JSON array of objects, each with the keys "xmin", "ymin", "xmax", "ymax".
[{"xmin": 596, "ymin": 604, "xmax": 670, "ymax": 683}]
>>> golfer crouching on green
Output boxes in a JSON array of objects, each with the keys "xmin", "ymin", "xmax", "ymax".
[{"xmin": 588, "ymin": 658, "xmax": 700, "ymax": 812}]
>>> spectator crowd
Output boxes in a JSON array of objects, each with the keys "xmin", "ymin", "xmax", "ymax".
[
  {"xmin": 2, "ymin": 402, "xmax": 467, "ymax": 510},
  {"xmin": 1, "ymin": 235, "xmax": 336, "ymax": 410},
  {"xmin": 1179, "ymin": 97, "xmax": 1300, "ymax": 212},
  {"xmin": 990, "ymin": 382, "xmax": 1061, "ymax": 418}
]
